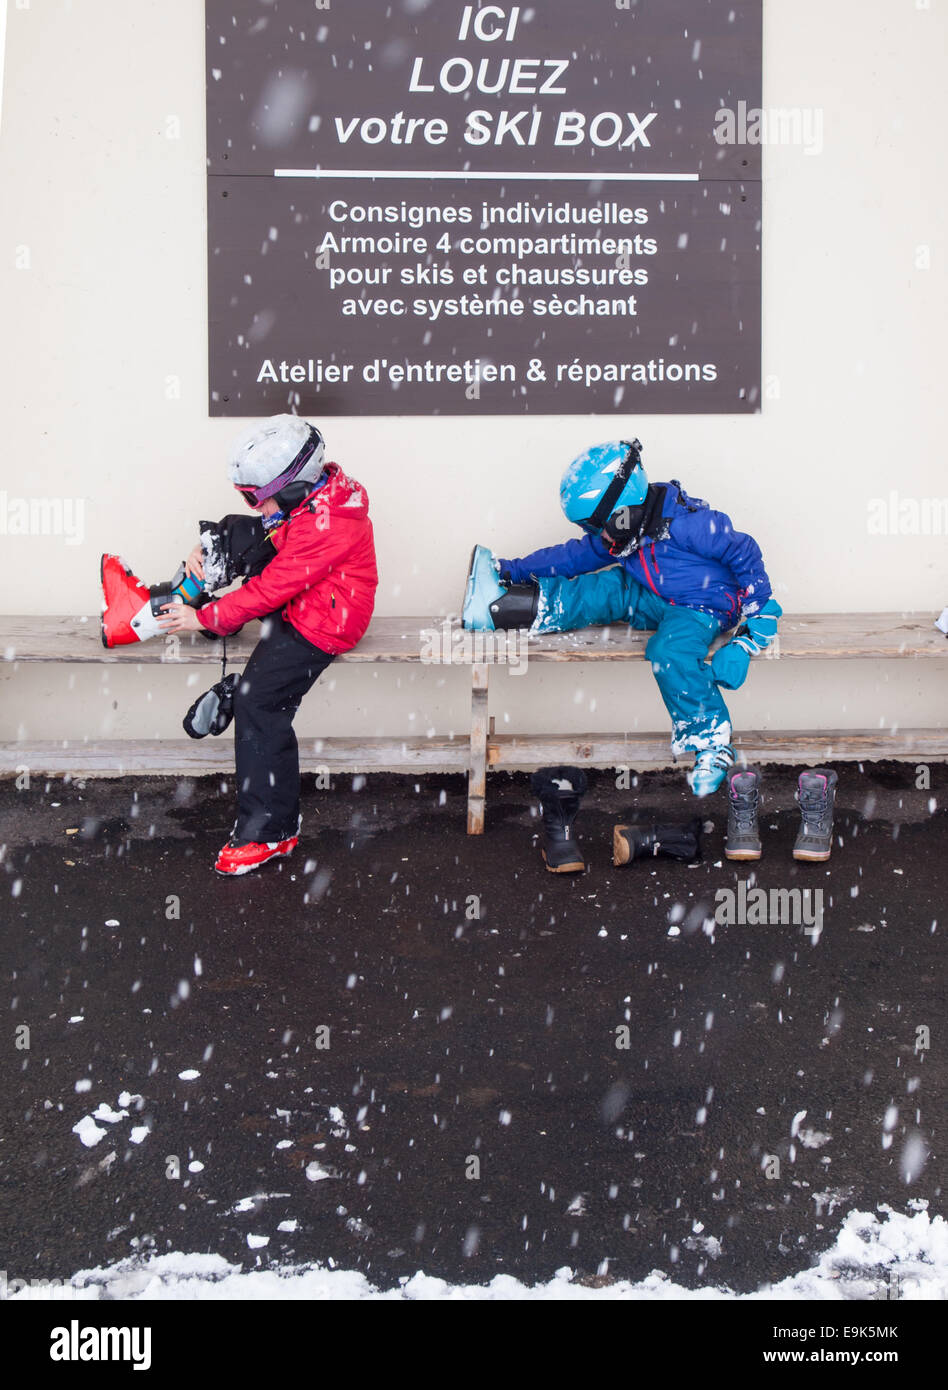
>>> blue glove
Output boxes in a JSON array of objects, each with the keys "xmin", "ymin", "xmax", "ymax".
[
  {"xmin": 711, "ymin": 599, "xmax": 781, "ymax": 690},
  {"xmin": 710, "ymin": 640, "xmax": 752, "ymax": 690},
  {"xmin": 741, "ymin": 598, "xmax": 782, "ymax": 652}
]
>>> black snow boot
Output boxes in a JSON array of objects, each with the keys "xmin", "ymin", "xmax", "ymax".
[
  {"xmin": 613, "ymin": 818, "xmax": 703, "ymax": 865},
  {"xmin": 531, "ymin": 765, "xmax": 587, "ymax": 873},
  {"xmin": 725, "ymin": 767, "xmax": 762, "ymax": 861},
  {"xmin": 793, "ymin": 768, "xmax": 838, "ymax": 862}
]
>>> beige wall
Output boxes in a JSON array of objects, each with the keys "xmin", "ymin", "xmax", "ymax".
[{"xmin": 1, "ymin": 0, "xmax": 945, "ymax": 746}]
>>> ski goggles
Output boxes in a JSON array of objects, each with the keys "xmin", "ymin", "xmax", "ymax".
[{"xmin": 233, "ymin": 425, "xmax": 324, "ymax": 508}]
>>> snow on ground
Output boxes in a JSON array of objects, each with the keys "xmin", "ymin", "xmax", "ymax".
[{"xmin": 9, "ymin": 1205, "xmax": 947, "ymax": 1301}]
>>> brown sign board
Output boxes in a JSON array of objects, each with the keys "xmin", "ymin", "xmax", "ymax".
[{"xmin": 206, "ymin": 1, "xmax": 762, "ymax": 415}]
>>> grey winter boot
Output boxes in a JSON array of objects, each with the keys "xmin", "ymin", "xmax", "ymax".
[
  {"xmin": 725, "ymin": 767, "xmax": 762, "ymax": 861},
  {"xmin": 793, "ymin": 768, "xmax": 838, "ymax": 862}
]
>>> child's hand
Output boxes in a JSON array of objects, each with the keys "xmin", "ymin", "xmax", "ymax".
[
  {"xmin": 158, "ymin": 601, "xmax": 202, "ymax": 633},
  {"xmin": 184, "ymin": 543, "xmax": 204, "ymax": 581}
]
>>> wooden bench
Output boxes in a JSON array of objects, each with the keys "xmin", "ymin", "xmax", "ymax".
[{"xmin": 1, "ymin": 613, "xmax": 946, "ymax": 833}]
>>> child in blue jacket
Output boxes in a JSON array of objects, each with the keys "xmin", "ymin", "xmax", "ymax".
[{"xmin": 462, "ymin": 439, "xmax": 781, "ymax": 796}]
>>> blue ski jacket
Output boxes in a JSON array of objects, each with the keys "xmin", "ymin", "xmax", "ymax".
[{"xmin": 500, "ymin": 482, "xmax": 772, "ymax": 625}]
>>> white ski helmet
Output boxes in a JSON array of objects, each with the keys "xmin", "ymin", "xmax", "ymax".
[{"xmin": 228, "ymin": 414, "xmax": 326, "ymax": 509}]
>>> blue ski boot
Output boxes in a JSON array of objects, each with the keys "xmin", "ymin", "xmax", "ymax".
[
  {"xmin": 462, "ymin": 546, "xmax": 538, "ymax": 631},
  {"xmin": 462, "ymin": 546, "xmax": 504, "ymax": 630},
  {"xmin": 687, "ymin": 743, "xmax": 735, "ymax": 798}
]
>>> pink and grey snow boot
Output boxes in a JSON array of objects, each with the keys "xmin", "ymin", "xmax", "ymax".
[
  {"xmin": 793, "ymin": 769, "xmax": 838, "ymax": 862},
  {"xmin": 725, "ymin": 767, "xmax": 762, "ymax": 861}
]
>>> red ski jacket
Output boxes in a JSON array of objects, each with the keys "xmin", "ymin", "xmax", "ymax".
[{"xmin": 196, "ymin": 463, "xmax": 378, "ymax": 654}]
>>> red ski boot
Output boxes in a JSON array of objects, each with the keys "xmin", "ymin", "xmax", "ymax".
[
  {"xmin": 100, "ymin": 553, "xmax": 172, "ymax": 648},
  {"xmin": 214, "ymin": 834, "xmax": 299, "ymax": 876}
]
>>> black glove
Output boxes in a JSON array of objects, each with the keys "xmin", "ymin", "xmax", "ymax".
[{"xmin": 182, "ymin": 673, "xmax": 240, "ymax": 738}]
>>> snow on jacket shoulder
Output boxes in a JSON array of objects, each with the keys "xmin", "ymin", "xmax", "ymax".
[
  {"xmin": 501, "ymin": 482, "xmax": 772, "ymax": 623},
  {"xmin": 196, "ymin": 462, "xmax": 378, "ymax": 653}
]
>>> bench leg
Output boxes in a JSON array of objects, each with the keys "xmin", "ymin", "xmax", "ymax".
[{"xmin": 467, "ymin": 663, "xmax": 489, "ymax": 835}]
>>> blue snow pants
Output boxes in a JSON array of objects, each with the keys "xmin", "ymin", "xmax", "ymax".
[{"xmin": 532, "ymin": 567, "xmax": 732, "ymax": 755}]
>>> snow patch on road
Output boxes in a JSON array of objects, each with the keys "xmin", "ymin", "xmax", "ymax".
[
  {"xmin": 31, "ymin": 1206, "xmax": 947, "ymax": 1301},
  {"xmin": 92, "ymin": 1104, "xmax": 129, "ymax": 1124},
  {"xmin": 72, "ymin": 1090, "xmax": 147, "ymax": 1149},
  {"xmin": 227, "ymin": 1193, "xmax": 292, "ymax": 1214},
  {"xmin": 71, "ymin": 1116, "xmax": 107, "ymax": 1148},
  {"xmin": 799, "ymin": 1127, "xmax": 832, "ymax": 1149}
]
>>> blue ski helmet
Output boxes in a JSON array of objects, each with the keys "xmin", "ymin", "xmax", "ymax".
[{"xmin": 560, "ymin": 440, "xmax": 648, "ymax": 532}]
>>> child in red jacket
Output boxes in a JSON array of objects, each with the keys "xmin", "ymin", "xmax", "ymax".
[{"xmin": 101, "ymin": 416, "xmax": 378, "ymax": 875}]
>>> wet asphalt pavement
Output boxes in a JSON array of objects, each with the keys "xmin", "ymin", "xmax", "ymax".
[{"xmin": 0, "ymin": 761, "xmax": 944, "ymax": 1294}]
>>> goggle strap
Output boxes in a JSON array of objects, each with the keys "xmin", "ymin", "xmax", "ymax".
[
  {"xmin": 248, "ymin": 426, "xmax": 321, "ymax": 504},
  {"xmin": 586, "ymin": 439, "xmax": 642, "ymax": 531}
]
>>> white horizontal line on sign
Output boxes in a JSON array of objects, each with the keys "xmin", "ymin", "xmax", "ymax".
[{"xmin": 273, "ymin": 168, "xmax": 700, "ymax": 182}]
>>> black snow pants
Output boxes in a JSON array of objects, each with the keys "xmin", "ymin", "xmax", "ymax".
[{"xmin": 232, "ymin": 613, "xmax": 335, "ymax": 844}]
